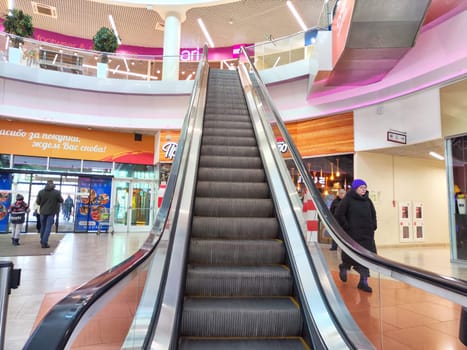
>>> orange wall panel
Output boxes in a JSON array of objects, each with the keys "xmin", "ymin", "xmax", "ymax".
[{"xmin": 285, "ymin": 112, "xmax": 354, "ymax": 157}]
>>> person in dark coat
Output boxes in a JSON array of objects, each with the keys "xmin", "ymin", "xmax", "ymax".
[
  {"xmin": 36, "ymin": 180, "xmax": 64, "ymax": 248},
  {"xmin": 329, "ymin": 188, "xmax": 346, "ymax": 250},
  {"xmin": 335, "ymin": 179, "xmax": 377, "ymax": 293}
]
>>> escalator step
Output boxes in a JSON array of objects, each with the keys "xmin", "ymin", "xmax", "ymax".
[
  {"xmin": 199, "ymin": 155, "xmax": 262, "ymax": 169},
  {"xmin": 191, "ymin": 217, "xmax": 279, "ymax": 239},
  {"xmin": 196, "ymin": 181, "xmax": 269, "ymax": 198},
  {"xmin": 197, "ymin": 167, "xmax": 265, "ymax": 183},
  {"xmin": 202, "ymin": 135, "xmax": 257, "ymax": 147},
  {"xmin": 185, "ymin": 265, "xmax": 292, "ymax": 296},
  {"xmin": 181, "ymin": 297, "xmax": 302, "ymax": 337},
  {"xmin": 203, "ymin": 127, "xmax": 254, "ymax": 138},
  {"xmin": 204, "ymin": 113, "xmax": 250, "ymax": 122},
  {"xmin": 189, "ymin": 239, "xmax": 284, "ymax": 264},
  {"xmin": 203, "ymin": 120, "xmax": 253, "ymax": 130},
  {"xmin": 200, "ymin": 145, "xmax": 259, "ymax": 157},
  {"xmin": 194, "ymin": 197, "xmax": 274, "ymax": 217},
  {"xmin": 179, "ymin": 338, "xmax": 310, "ymax": 350}
]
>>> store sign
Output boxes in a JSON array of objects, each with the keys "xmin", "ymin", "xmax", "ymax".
[
  {"xmin": 0, "ymin": 120, "xmax": 154, "ymax": 164},
  {"xmin": 162, "ymin": 142, "xmax": 178, "ymax": 160}
]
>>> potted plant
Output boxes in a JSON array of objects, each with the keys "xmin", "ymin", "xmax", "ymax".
[
  {"xmin": 3, "ymin": 9, "xmax": 34, "ymax": 63},
  {"xmin": 92, "ymin": 26, "xmax": 119, "ymax": 78}
]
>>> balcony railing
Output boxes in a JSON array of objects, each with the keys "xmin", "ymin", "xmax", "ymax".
[{"xmin": 0, "ymin": 30, "xmax": 318, "ymax": 81}]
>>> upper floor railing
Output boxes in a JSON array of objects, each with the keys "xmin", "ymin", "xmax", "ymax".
[{"xmin": 0, "ymin": 29, "xmax": 319, "ymax": 81}]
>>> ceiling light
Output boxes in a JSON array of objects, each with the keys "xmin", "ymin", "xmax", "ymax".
[
  {"xmin": 429, "ymin": 151, "xmax": 445, "ymax": 160},
  {"xmin": 108, "ymin": 14, "xmax": 122, "ymax": 45},
  {"xmin": 286, "ymin": 1, "xmax": 307, "ymax": 31},
  {"xmin": 198, "ymin": 18, "xmax": 215, "ymax": 47}
]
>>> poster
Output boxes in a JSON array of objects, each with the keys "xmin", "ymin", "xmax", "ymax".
[
  {"xmin": 398, "ymin": 201, "xmax": 412, "ymax": 241},
  {"xmin": 0, "ymin": 174, "xmax": 12, "ymax": 233},
  {"xmin": 75, "ymin": 177, "xmax": 112, "ymax": 232}
]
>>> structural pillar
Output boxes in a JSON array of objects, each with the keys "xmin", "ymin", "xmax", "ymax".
[{"xmin": 162, "ymin": 11, "xmax": 182, "ymax": 81}]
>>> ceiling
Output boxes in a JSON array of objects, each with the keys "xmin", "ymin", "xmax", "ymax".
[
  {"xmin": 0, "ymin": 0, "xmax": 464, "ymax": 161},
  {"xmin": 0, "ymin": 0, "xmax": 337, "ymax": 48}
]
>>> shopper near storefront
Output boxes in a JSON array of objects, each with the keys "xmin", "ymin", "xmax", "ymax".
[
  {"xmin": 36, "ymin": 180, "xmax": 64, "ymax": 248},
  {"xmin": 335, "ymin": 179, "xmax": 377, "ymax": 293},
  {"xmin": 8, "ymin": 194, "xmax": 29, "ymax": 246},
  {"xmin": 329, "ymin": 188, "xmax": 346, "ymax": 250}
]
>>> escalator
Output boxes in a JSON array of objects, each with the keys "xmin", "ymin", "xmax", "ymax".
[{"xmin": 179, "ymin": 69, "xmax": 308, "ymax": 349}]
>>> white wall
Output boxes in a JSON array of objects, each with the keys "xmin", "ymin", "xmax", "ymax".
[
  {"xmin": 354, "ymin": 88, "xmax": 442, "ymax": 151},
  {"xmin": 0, "ymin": 76, "xmax": 191, "ymax": 130},
  {"xmin": 355, "ymin": 152, "xmax": 449, "ymax": 247}
]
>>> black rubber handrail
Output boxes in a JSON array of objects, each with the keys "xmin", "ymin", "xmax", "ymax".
[{"xmin": 22, "ymin": 46, "xmax": 210, "ymax": 350}]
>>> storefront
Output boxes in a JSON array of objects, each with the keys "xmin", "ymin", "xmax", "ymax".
[{"xmin": 0, "ymin": 120, "xmax": 157, "ymax": 233}]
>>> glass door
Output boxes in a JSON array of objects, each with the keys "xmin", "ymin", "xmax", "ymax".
[{"xmin": 112, "ymin": 180, "xmax": 154, "ymax": 233}]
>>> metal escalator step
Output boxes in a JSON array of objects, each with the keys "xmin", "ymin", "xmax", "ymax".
[
  {"xmin": 197, "ymin": 167, "xmax": 265, "ymax": 182},
  {"xmin": 204, "ymin": 114, "xmax": 251, "ymax": 123},
  {"xmin": 194, "ymin": 197, "xmax": 274, "ymax": 217},
  {"xmin": 203, "ymin": 127, "xmax": 254, "ymax": 138},
  {"xmin": 179, "ymin": 338, "xmax": 310, "ymax": 350},
  {"xmin": 199, "ymin": 155, "xmax": 262, "ymax": 169},
  {"xmin": 203, "ymin": 120, "xmax": 253, "ymax": 130},
  {"xmin": 191, "ymin": 217, "xmax": 279, "ymax": 239},
  {"xmin": 202, "ymin": 136, "xmax": 257, "ymax": 147},
  {"xmin": 180, "ymin": 297, "xmax": 303, "ymax": 337},
  {"xmin": 189, "ymin": 239, "xmax": 285, "ymax": 265},
  {"xmin": 200, "ymin": 145, "xmax": 259, "ymax": 157},
  {"xmin": 196, "ymin": 181, "xmax": 269, "ymax": 198},
  {"xmin": 185, "ymin": 265, "xmax": 292, "ymax": 296}
]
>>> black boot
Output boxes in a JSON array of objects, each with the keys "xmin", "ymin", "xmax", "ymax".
[
  {"xmin": 357, "ymin": 275, "xmax": 373, "ymax": 293},
  {"xmin": 14, "ymin": 238, "xmax": 20, "ymax": 246},
  {"xmin": 339, "ymin": 264, "xmax": 348, "ymax": 282}
]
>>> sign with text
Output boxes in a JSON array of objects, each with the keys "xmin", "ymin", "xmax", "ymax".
[
  {"xmin": 387, "ymin": 130, "xmax": 407, "ymax": 144},
  {"xmin": 158, "ymin": 130, "xmax": 180, "ymax": 163},
  {"xmin": 0, "ymin": 120, "xmax": 154, "ymax": 164}
]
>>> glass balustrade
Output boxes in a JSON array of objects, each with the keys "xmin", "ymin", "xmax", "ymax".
[{"xmin": 0, "ymin": 30, "xmax": 318, "ymax": 81}]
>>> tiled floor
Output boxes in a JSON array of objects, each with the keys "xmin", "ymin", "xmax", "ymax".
[{"xmin": 3, "ymin": 233, "xmax": 467, "ymax": 349}]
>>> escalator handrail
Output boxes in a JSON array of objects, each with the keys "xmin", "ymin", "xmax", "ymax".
[
  {"xmin": 239, "ymin": 47, "xmax": 467, "ymax": 307},
  {"xmin": 22, "ymin": 46, "xmax": 210, "ymax": 350}
]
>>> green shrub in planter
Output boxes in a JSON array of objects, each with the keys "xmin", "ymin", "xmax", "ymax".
[
  {"xmin": 93, "ymin": 27, "xmax": 119, "ymax": 63},
  {"xmin": 3, "ymin": 9, "xmax": 34, "ymax": 48}
]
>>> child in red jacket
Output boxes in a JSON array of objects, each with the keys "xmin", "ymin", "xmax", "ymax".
[{"xmin": 9, "ymin": 194, "xmax": 29, "ymax": 246}]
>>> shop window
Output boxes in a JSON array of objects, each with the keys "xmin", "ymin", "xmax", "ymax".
[
  {"xmin": 13, "ymin": 155, "xmax": 47, "ymax": 170},
  {"xmin": 114, "ymin": 163, "xmax": 156, "ymax": 179},
  {"xmin": 82, "ymin": 160, "xmax": 112, "ymax": 174},
  {"xmin": 49, "ymin": 158, "xmax": 82, "ymax": 172},
  {"xmin": 0, "ymin": 154, "xmax": 11, "ymax": 168}
]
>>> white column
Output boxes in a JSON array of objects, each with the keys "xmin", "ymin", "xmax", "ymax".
[{"xmin": 162, "ymin": 11, "xmax": 182, "ymax": 81}]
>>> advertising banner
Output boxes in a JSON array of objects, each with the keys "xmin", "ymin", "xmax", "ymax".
[
  {"xmin": 331, "ymin": 0, "xmax": 355, "ymax": 66},
  {"xmin": 0, "ymin": 173, "xmax": 12, "ymax": 233},
  {"xmin": 0, "ymin": 120, "xmax": 154, "ymax": 164},
  {"xmin": 75, "ymin": 177, "xmax": 112, "ymax": 232}
]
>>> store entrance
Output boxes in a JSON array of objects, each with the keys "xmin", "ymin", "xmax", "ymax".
[{"xmin": 112, "ymin": 180, "xmax": 154, "ymax": 233}]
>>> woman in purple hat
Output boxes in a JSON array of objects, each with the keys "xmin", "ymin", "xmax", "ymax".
[{"xmin": 335, "ymin": 179, "xmax": 377, "ymax": 292}]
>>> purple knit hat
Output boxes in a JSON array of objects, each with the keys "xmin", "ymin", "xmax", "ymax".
[{"xmin": 351, "ymin": 179, "xmax": 367, "ymax": 190}]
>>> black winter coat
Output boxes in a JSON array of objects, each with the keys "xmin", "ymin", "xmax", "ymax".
[{"xmin": 335, "ymin": 189, "xmax": 377, "ymax": 252}]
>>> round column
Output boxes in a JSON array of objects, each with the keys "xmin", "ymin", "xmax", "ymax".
[{"xmin": 162, "ymin": 11, "xmax": 182, "ymax": 81}]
